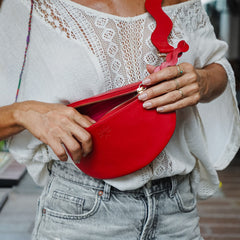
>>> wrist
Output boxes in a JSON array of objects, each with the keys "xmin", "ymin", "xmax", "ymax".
[
  {"xmin": 197, "ymin": 63, "xmax": 228, "ymax": 103},
  {"xmin": 12, "ymin": 101, "xmax": 33, "ymax": 129},
  {"xmin": 196, "ymin": 68, "xmax": 209, "ymax": 102}
]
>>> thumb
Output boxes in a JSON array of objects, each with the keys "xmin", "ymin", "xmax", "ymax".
[{"xmin": 146, "ymin": 64, "xmax": 156, "ymax": 74}]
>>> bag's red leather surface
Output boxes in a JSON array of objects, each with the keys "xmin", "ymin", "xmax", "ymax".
[
  {"xmin": 68, "ymin": 82, "xmax": 176, "ymax": 179},
  {"xmin": 66, "ymin": 0, "xmax": 188, "ymax": 179}
]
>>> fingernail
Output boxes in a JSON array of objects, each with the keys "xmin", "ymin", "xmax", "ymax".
[
  {"xmin": 157, "ymin": 107, "xmax": 164, "ymax": 112},
  {"xmin": 143, "ymin": 101, "xmax": 152, "ymax": 109},
  {"xmin": 142, "ymin": 78, "xmax": 151, "ymax": 85},
  {"xmin": 138, "ymin": 93, "xmax": 148, "ymax": 101}
]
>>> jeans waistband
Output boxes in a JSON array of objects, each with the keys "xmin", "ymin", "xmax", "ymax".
[{"xmin": 50, "ymin": 160, "xmax": 186, "ymax": 198}]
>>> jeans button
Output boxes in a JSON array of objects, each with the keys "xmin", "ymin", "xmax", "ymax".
[{"xmin": 98, "ymin": 190, "xmax": 103, "ymax": 196}]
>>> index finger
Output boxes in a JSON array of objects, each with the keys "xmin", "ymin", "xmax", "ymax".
[
  {"xmin": 142, "ymin": 65, "xmax": 180, "ymax": 86},
  {"xmin": 68, "ymin": 107, "xmax": 94, "ymax": 128}
]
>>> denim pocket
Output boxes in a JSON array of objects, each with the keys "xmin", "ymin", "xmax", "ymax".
[
  {"xmin": 51, "ymin": 190, "xmax": 85, "ymax": 215},
  {"xmin": 43, "ymin": 176, "xmax": 102, "ymax": 221},
  {"xmin": 174, "ymin": 175, "xmax": 197, "ymax": 213}
]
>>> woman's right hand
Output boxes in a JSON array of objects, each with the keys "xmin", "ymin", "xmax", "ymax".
[{"xmin": 14, "ymin": 101, "xmax": 95, "ymax": 163}]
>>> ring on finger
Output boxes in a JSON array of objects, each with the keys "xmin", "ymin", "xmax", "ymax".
[
  {"xmin": 178, "ymin": 89, "xmax": 184, "ymax": 98},
  {"xmin": 177, "ymin": 65, "xmax": 184, "ymax": 77},
  {"xmin": 174, "ymin": 79, "xmax": 180, "ymax": 90}
]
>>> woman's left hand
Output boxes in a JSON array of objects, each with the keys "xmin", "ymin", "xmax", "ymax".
[{"xmin": 138, "ymin": 62, "xmax": 203, "ymax": 112}]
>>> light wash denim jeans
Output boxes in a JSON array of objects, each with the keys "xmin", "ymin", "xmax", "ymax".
[{"xmin": 32, "ymin": 161, "xmax": 203, "ymax": 240}]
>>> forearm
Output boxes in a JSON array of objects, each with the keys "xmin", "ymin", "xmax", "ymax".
[
  {"xmin": 0, "ymin": 103, "xmax": 25, "ymax": 140},
  {"xmin": 197, "ymin": 63, "xmax": 228, "ymax": 103},
  {"xmin": 0, "ymin": 100, "xmax": 94, "ymax": 162},
  {"xmin": 0, "ymin": 101, "xmax": 44, "ymax": 140}
]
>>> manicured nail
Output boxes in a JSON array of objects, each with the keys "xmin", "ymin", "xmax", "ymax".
[
  {"xmin": 157, "ymin": 107, "xmax": 164, "ymax": 112},
  {"xmin": 143, "ymin": 101, "xmax": 152, "ymax": 109},
  {"xmin": 138, "ymin": 93, "xmax": 148, "ymax": 101},
  {"xmin": 142, "ymin": 78, "xmax": 151, "ymax": 85}
]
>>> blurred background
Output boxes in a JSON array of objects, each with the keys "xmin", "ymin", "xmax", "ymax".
[
  {"xmin": 203, "ymin": 0, "xmax": 240, "ymax": 105},
  {"xmin": 0, "ymin": 0, "xmax": 239, "ymax": 239},
  {"xmin": 199, "ymin": 1, "xmax": 240, "ymax": 239}
]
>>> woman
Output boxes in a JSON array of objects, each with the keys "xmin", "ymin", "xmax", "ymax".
[{"xmin": 0, "ymin": 0, "xmax": 239, "ymax": 239}]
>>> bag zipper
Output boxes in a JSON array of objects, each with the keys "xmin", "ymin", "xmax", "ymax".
[
  {"xmin": 98, "ymin": 84, "xmax": 147, "ymax": 121},
  {"xmin": 71, "ymin": 83, "xmax": 146, "ymax": 108}
]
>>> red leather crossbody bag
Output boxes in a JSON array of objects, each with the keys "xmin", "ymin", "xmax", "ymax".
[
  {"xmin": 68, "ymin": 81, "xmax": 176, "ymax": 179},
  {"xmin": 67, "ymin": 0, "xmax": 189, "ymax": 179}
]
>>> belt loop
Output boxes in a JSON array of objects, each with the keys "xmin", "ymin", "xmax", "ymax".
[
  {"xmin": 169, "ymin": 176, "xmax": 178, "ymax": 198},
  {"xmin": 101, "ymin": 182, "xmax": 111, "ymax": 201},
  {"xmin": 47, "ymin": 160, "xmax": 53, "ymax": 175}
]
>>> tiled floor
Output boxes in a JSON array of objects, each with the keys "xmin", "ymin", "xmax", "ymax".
[
  {"xmin": 198, "ymin": 158, "xmax": 240, "ymax": 240},
  {"xmin": 0, "ymin": 157, "xmax": 239, "ymax": 240}
]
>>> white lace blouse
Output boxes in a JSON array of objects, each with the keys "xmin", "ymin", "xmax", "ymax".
[{"xmin": 0, "ymin": 0, "xmax": 239, "ymax": 199}]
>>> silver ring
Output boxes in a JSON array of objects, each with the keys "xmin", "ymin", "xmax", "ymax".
[{"xmin": 178, "ymin": 89, "xmax": 184, "ymax": 98}]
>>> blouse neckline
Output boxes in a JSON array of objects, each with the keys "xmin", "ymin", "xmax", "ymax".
[{"xmin": 59, "ymin": 0, "xmax": 200, "ymax": 21}]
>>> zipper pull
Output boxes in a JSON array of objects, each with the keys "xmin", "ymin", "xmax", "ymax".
[{"xmin": 137, "ymin": 84, "xmax": 147, "ymax": 94}]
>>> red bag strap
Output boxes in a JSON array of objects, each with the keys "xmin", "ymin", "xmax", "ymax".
[
  {"xmin": 145, "ymin": 0, "xmax": 174, "ymax": 53},
  {"xmin": 145, "ymin": 0, "xmax": 189, "ymax": 70}
]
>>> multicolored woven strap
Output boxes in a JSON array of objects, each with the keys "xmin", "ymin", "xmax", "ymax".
[{"xmin": 15, "ymin": 0, "xmax": 34, "ymax": 102}]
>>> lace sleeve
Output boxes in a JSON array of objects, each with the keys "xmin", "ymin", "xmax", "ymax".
[{"xmin": 192, "ymin": 5, "xmax": 240, "ymax": 170}]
